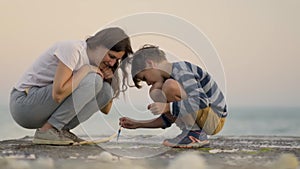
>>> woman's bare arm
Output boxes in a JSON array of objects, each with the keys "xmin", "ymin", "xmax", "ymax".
[{"xmin": 52, "ymin": 61, "xmax": 102, "ymax": 103}]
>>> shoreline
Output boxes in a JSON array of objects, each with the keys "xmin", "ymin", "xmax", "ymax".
[{"xmin": 0, "ymin": 135, "xmax": 299, "ymax": 169}]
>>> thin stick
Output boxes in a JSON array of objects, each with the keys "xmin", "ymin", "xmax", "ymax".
[
  {"xmin": 117, "ymin": 126, "xmax": 122, "ymax": 142},
  {"xmin": 74, "ymin": 133, "xmax": 117, "ymax": 145}
]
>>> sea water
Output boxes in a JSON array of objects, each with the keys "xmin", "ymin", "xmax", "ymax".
[{"xmin": 1, "ymin": 103, "xmax": 300, "ymax": 141}]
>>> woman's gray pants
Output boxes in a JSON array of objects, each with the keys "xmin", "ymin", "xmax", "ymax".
[{"xmin": 9, "ymin": 73, "xmax": 113, "ymax": 130}]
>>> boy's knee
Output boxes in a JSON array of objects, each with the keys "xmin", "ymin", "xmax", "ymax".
[
  {"xmin": 162, "ymin": 79, "xmax": 186, "ymax": 102},
  {"xmin": 162, "ymin": 79, "xmax": 177, "ymax": 92}
]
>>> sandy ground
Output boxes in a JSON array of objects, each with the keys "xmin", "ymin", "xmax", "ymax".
[{"xmin": 0, "ymin": 135, "xmax": 299, "ymax": 169}]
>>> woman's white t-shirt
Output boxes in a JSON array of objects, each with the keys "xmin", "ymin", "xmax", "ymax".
[{"xmin": 15, "ymin": 40, "xmax": 90, "ymax": 91}]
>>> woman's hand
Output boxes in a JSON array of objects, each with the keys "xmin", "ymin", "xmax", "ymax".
[
  {"xmin": 85, "ymin": 65, "xmax": 104, "ymax": 77},
  {"xmin": 100, "ymin": 67, "xmax": 114, "ymax": 80},
  {"xmin": 52, "ymin": 63, "xmax": 104, "ymax": 103},
  {"xmin": 119, "ymin": 117, "xmax": 140, "ymax": 129}
]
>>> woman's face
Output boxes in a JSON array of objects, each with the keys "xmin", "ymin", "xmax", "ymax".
[
  {"xmin": 88, "ymin": 45, "xmax": 125, "ymax": 70},
  {"xmin": 98, "ymin": 50, "xmax": 125, "ymax": 70}
]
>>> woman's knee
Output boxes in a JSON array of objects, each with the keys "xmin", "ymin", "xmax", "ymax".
[{"xmin": 79, "ymin": 73, "xmax": 103, "ymax": 93}]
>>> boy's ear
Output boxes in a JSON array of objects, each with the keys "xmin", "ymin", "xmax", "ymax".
[{"xmin": 145, "ymin": 59, "xmax": 155, "ymax": 68}]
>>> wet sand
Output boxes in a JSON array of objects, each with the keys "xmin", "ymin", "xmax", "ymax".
[{"xmin": 0, "ymin": 135, "xmax": 299, "ymax": 169}]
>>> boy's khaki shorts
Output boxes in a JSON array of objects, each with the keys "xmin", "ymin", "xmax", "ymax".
[{"xmin": 196, "ymin": 107, "xmax": 226, "ymax": 135}]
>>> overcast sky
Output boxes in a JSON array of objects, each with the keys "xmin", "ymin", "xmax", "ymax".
[{"xmin": 1, "ymin": 0, "xmax": 299, "ymax": 108}]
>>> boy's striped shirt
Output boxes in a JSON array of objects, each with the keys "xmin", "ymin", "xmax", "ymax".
[{"xmin": 170, "ymin": 61, "xmax": 227, "ymax": 118}]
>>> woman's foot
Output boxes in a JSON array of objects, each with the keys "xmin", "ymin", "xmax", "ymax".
[
  {"xmin": 61, "ymin": 130, "xmax": 85, "ymax": 143},
  {"xmin": 32, "ymin": 128, "xmax": 74, "ymax": 145}
]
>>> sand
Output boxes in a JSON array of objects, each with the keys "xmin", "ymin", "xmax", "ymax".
[{"xmin": 0, "ymin": 135, "xmax": 299, "ymax": 169}]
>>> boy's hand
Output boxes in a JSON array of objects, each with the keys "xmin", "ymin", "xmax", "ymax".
[
  {"xmin": 119, "ymin": 117, "xmax": 140, "ymax": 129},
  {"xmin": 147, "ymin": 102, "xmax": 170, "ymax": 115}
]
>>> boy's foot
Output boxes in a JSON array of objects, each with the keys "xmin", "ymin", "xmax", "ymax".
[
  {"xmin": 162, "ymin": 130, "xmax": 210, "ymax": 148},
  {"xmin": 32, "ymin": 128, "xmax": 74, "ymax": 145},
  {"xmin": 62, "ymin": 130, "xmax": 85, "ymax": 143}
]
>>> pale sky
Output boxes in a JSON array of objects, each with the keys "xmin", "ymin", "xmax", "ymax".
[{"xmin": 1, "ymin": 0, "xmax": 299, "ymax": 108}]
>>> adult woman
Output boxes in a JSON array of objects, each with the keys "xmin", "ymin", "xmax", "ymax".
[{"xmin": 10, "ymin": 27, "xmax": 133, "ymax": 145}]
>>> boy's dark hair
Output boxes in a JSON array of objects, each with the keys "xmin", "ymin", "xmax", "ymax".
[
  {"xmin": 86, "ymin": 27, "xmax": 133, "ymax": 98},
  {"xmin": 131, "ymin": 44, "xmax": 167, "ymax": 88}
]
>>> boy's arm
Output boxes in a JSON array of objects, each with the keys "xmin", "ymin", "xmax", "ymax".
[
  {"xmin": 119, "ymin": 116, "xmax": 164, "ymax": 129},
  {"xmin": 119, "ymin": 112, "xmax": 175, "ymax": 129}
]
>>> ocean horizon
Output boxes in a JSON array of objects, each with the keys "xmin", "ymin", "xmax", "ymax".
[{"xmin": 1, "ymin": 104, "xmax": 300, "ymax": 141}]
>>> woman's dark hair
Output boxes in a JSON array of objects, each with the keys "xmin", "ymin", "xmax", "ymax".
[{"xmin": 86, "ymin": 27, "xmax": 133, "ymax": 98}]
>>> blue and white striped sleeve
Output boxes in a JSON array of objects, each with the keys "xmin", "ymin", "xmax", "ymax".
[{"xmin": 172, "ymin": 69, "xmax": 210, "ymax": 117}]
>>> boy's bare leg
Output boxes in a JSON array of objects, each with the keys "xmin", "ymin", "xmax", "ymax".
[
  {"xmin": 149, "ymin": 82, "xmax": 167, "ymax": 102},
  {"xmin": 149, "ymin": 90, "xmax": 163, "ymax": 102},
  {"xmin": 149, "ymin": 79, "xmax": 187, "ymax": 103},
  {"xmin": 162, "ymin": 79, "xmax": 187, "ymax": 102},
  {"xmin": 161, "ymin": 79, "xmax": 200, "ymax": 130}
]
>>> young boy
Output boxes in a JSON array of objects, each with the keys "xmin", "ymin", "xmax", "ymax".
[{"xmin": 119, "ymin": 45, "xmax": 228, "ymax": 148}]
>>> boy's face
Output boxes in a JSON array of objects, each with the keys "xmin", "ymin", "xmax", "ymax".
[{"xmin": 135, "ymin": 68, "xmax": 164, "ymax": 86}]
